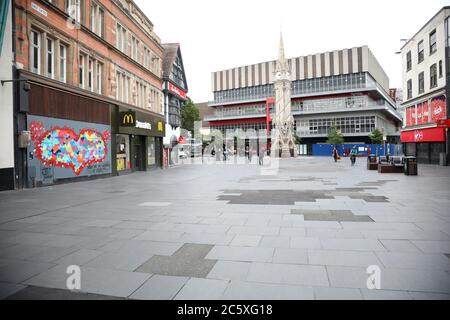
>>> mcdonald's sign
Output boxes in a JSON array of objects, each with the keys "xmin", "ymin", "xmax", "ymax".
[
  {"xmin": 157, "ymin": 121, "xmax": 164, "ymax": 132},
  {"xmin": 120, "ymin": 112, "xmax": 136, "ymax": 127}
]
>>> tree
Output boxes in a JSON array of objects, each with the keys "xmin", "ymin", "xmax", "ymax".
[
  {"xmin": 368, "ymin": 128, "xmax": 384, "ymax": 144},
  {"xmin": 181, "ymin": 97, "xmax": 201, "ymax": 133},
  {"xmin": 294, "ymin": 134, "xmax": 302, "ymax": 145},
  {"xmin": 326, "ymin": 124, "xmax": 344, "ymax": 145}
]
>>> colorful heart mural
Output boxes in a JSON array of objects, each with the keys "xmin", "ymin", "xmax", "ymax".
[{"xmin": 30, "ymin": 121, "xmax": 110, "ymax": 176}]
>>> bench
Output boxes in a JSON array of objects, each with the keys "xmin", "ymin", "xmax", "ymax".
[{"xmin": 378, "ymin": 163, "xmax": 404, "ymax": 173}]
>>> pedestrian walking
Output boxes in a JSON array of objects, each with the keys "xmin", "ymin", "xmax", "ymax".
[
  {"xmin": 332, "ymin": 146, "xmax": 339, "ymax": 163},
  {"xmin": 350, "ymin": 145, "xmax": 358, "ymax": 166},
  {"xmin": 258, "ymin": 149, "xmax": 264, "ymax": 165}
]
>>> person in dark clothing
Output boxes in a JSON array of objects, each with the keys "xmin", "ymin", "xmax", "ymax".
[{"xmin": 350, "ymin": 146, "xmax": 358, "ymax": 166}]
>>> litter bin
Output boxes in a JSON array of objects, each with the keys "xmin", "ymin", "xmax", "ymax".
[
  {"xmin": 367, "ymin": 155, "xmax": 377, "ymax": 170},
  {"xmin": 404, "ymin": 156, "xmax": 418, "ymax": 176}
]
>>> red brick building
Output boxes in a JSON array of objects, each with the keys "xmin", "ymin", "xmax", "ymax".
[{"xmin": 12, "ymin": 0, "xmax": 166, "ymax": 188}]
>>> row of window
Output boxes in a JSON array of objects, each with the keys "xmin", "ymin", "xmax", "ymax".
[
  {"xmin": 30, "ymin": 28, "xmax": 163, "ymax": 112},
  {"xmin": 210, "ymin": 116, "xmax": 377, "ymax": 136},
  {"xmin": 211, "ymin": 123, "xmax": 268, "ymax": 133},
  {"xmin": 213, "ymin": 73, "xmax": 370, "ymax": 104},
  {"xmin": 296, "ymin": 116, "xmax": 376, "ymax": 135},
  {"xmin": 115, "ymin": 68, "xmax": 162, "ymax": 114},
  {"xmin": 406, "ymin": 29, "xmax": 438, "ymax": 71},
  {"xmin": 406, "ymin": 61, "xmax": 443, "ymax": 99},
  {"xmin": 31, "ymin": 30, "xmax": 68, "ymax": 83},
  {"xmin": 211, "ymin": 95, "xmax": 385, "ymax": 119},
  {"xmin": 116, "ymin": 22, "xmax": 161, "ymax": 76},
  {"xmin": 49, "ymin": 1, "xmax": 160, "ymax": 75}
]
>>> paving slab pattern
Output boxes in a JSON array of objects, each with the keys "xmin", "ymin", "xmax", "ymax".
[{"xmin": 0, "ymin": 157, "xmax": 449, "ymax": 299}]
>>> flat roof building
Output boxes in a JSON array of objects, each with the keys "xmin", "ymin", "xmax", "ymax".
[{"xmin": 205, "ymin": 44, "xmax": 402, "ymax": 155}]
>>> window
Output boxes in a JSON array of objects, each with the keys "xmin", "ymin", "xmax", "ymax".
[
  {"xmin": 446, "ymin": 17, "xmax": 450, "ymax": 47},
  {"xmin": 59, "ymin": 44, "xmax": 67, "ymax": 83},
  {"xmin": 79, "ymin": 53, "xmax": 85, "ymax": 88},
  {"xmin": 66, "ymin": 0, "xmax": 82, "ymax": 24},
  {"xmin": 96, "ymin": 62, "xmax": 103, "ymax": 94},
  {"xmin": 406, "ymin": 51, "xmax": 412, "ymax": 71},
  {"xmin": 439, "ymin": 60, "xmax": 443, "ymax": 78},
  {"xmin": 418, "ymin": 40, "xmax": 424, "ymax": 63},
  {"xmin": 407, "ymin": 79, "xmax": 412, "ymax": 99},
  {"xmin": 30, "ymin": 30, "xmax": 41, "ymax": 74},
  {"xmin": 430, "ymin": 64, "xmax": 437, "ymax": 88},
  {"xmin": 90, "ymin": 3, "xmax": 104, "ymax": 37},
  {"xmin": 131, "ymin": 36, "xmax": 140, "ymax": 61},
  {"xmin": 46, "ymin": 38, "xmax": 54, "ymax": 79},
  {"xmin": 116, "ymin": 23, "xmax": 127, "ymax": 53},
  {"xmin": 88, "ymin": 58, "xmax": 93, "ymax": 91},
  {"xmin": 418, "ymin": 72, "xmax": 424, "ymax": 94},
  {"xmin": 429, "ymin": 29, "xmax": 437, "ymax": 54}
]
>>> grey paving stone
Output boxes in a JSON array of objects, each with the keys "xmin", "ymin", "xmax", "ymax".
[
  {"xmin": 314, "ymin": 287, "xmax": 363, "ymax": 300},
  {"xmin": 411, "ymin": 240, "xmax": 450, "ymax": 254},
  {"xmin": 85, "ymin": 249, "xmax": 155, "ymax": 272},
  {"xmin": 99, "ymin": 240, "xmax": 182, "ymax": 256},
  {"xmin": 131, "ymin": 230, "xmax": 184, "ymax": 242},
  {"xmin": 408, "ymin": 291, "xmax": 450, "ymax": 300},
  {"xmin": 26, "ymin": 246, "xmax": 79, "ymax": 263},
  {"xmin": 293, "ymin": 209, "xmax": 374, "ymax": 222},
  {"xmin": 0, "ymin": 282, "xmax": 27, "ymax": 299},
  {"xmin": 326, "ymin": 266, "xmax": 450, "ymax": 293},
  {"xmin": 130, "ymin": 275, "xmax": 188, "ymax": 300},
  {"xmin": 375, "ymin": 252, "xmax": 450, "ymax": 270},
  {"xmin": 25, "ymin": 265, "xmax": 151, "ymax": 298},
  {"xmin": 108, "ymin": 229, "xmax": 146, "ymax": 240},
  {"xmin": 222, "ymin": 280, "xmax": 314, "ymax": 300},
  {"xmin": 321, "ymin": 238, "xmax": 386, "ymax": 251},
  {"xmin": 228, "ymin": 226, "xmax": 280, "ymax": 236},
  {"xmin": 5, "ymin": 286, "xmax": 125, "ymax": 300},
  {"xmin": 279, "ymin": 227, "xmax": 306, "ymax": 237},
  {"xmin": 260, "ymin": 236, "xmax": 291, "ymax": 248},
  {"xmin": 360, "ymin": 288, "xmax": 412, "ymax": 300},
  {"xmin": 272, "ymin": 248, "xmax": 308, "ymax": 264},
  {"xmin": 308, "ymin": 250, "xmax": 381, "ymax": 267},
  {"xmin": 206, "ymin": 246, "xmax": 274, "ymax": 263},
  {"xmin": 136, "ymin": 243, "xmax": 217, "ymax": 278},
  {"xmin": 55, "ymin": 249, "xmax": 103, "ymax": 266},
  {"xmin": 290, "ymin": 237, "xmax": 322, "ymax": 249},
  {"xmin": 247, "ymin": 262, "xmax": 329, "ymax": 287},
  {"xmin": 174, "ymin": 278, "xmax": 229, "ymax": 300},
  {"xmin": 0, "ymin": 260, "xmax": 55, "ymax": 283},
  {"xmin": 207, "ymin": 261, "xmax": 252, "ymax": 281},
  {"xmin": 178, "ymin": 233, "xmax": 234, "ymax": 245},
  {"xmin": 380, "ymin": 240, "xmax": 421, "ymax": 252},
  {"xmin": 230, "ymin": 235, "xmax": 261, "ymax": 247}
]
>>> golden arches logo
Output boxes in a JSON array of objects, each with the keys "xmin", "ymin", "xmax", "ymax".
[
  {"xmin": 157, "ymin": 121, "xmax": 164, "ymax": 132},
  {"xmin": 120, "ymin": 112, "xmax": 136, "ymax": 126}
]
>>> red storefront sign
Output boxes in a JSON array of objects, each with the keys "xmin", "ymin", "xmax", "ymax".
[
  {"xmin": 168, "ymin": 83, "xmax": 187, "ymax": 100},
  {"xmin": 431, "ymin": 95, "xmax": 446, "ymax": 122},
  {"xmin": 401, "ymin": 127, "xmax": 446, "ymax": 143}
]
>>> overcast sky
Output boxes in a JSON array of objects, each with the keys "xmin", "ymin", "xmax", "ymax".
[{"xmin": 135, "ymin": 0, "xmax": 448, "ymax": 103}]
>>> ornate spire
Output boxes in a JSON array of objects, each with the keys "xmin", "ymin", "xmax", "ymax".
[{"xmin": 276, "ymin": 32, "xmax": 287, "ymax": 72}]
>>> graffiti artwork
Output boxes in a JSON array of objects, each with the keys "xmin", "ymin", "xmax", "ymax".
[{"xmin": 29, "ymin": 121, "xmax": 111, "ymax": 176}]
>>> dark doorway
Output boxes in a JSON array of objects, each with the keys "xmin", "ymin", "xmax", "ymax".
[{"xmin": 132, "ymin": 135, "xmax": 145, "ymax": 171}]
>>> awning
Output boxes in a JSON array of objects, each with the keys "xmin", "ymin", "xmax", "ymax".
[{"xmin": 401, "ymin": 127, "xmax": 446, "ymax": 143}]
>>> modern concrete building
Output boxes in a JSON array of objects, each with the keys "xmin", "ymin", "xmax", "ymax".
[
  {"xmin": 10, "ymin": 0, "xmax": 165, "ymax": 188},
  {"xmin": 0, "ymin": 0, "xmax": 14, "ymax": 190},
  {"xmin": 400, "ymin": 6, "xmax": 450, "ymax": 165},
  {"xmin": 205, "ymin": 44, "xmax": 402, "ymax": 155}
]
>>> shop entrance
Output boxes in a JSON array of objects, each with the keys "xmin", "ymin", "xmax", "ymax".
[{"xmin": 132, "ymin": 135, "xmax": 145, "ymax": 171}]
